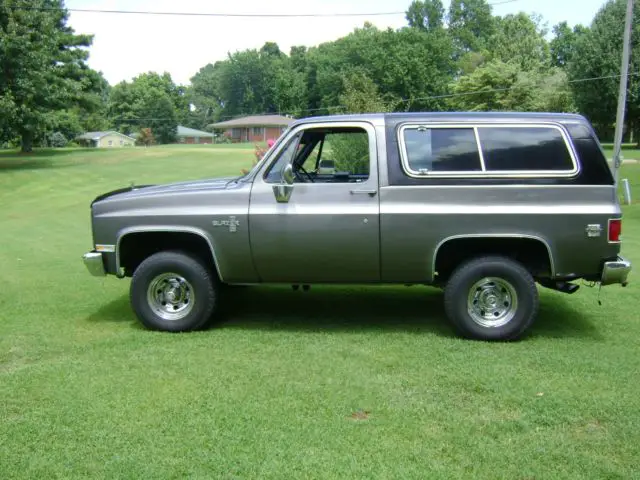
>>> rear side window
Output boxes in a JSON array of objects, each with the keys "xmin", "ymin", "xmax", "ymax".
[
  {"xmin": 477, "ymin": 126, "xmax": 574, "ymax": 171},
  {"xmin": 402, "ymin": 127, "xmax": 482, "ymax": 173},
  {"xmin": 399, "ymin": 124, "xmax": 577, "ymax": 176}
]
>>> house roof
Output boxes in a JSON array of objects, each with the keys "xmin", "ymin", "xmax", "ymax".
[
  {"xmin": 208, "ymin": 114, "xmax": 294, "ymax": 129},
  {"xmin": 176, "ymin": 125, "xmax": 214, "ymax": 138},
  {"xmin": 76, "ymin": 131, "xmax": 135, "ymax": 141}
]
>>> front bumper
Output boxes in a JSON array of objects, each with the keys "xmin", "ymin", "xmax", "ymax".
[
  {"xmin": 601, "ymin": 255, "xmax": 632, "ymax": 286},
  {"xmin": 82, "ymin": 251, "xmax": 106, "ymax": 277}
]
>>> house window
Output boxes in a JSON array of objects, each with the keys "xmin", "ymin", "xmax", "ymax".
[
  {"xmin": 108, "ymin": 140, "xmax": 113, "ymax": 147},
  {"xmin": 252, "ymin": 127, "xmax": 263, "ymax": 136},
  {"xmin": 120, "ymin": 140, "xmax": 123, "ymax": 145}
]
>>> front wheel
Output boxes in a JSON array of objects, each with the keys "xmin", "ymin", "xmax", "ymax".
[
  {"xmin": 444, "ymin": 256, "xmax": 539, "ymax": 341},
  {"xmin": 130, "ymin": 251, "xmax": 219, "ymax": 332}
]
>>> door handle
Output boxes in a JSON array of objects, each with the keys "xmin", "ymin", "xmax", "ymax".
[{"xmin": 350, "ymin": 189, "xmax": 377, "ymax": 197}]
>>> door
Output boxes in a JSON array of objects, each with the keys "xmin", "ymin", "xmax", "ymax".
[{"xmin": 248, "ymin": 121, "xmax": 381, "ymax": 283}]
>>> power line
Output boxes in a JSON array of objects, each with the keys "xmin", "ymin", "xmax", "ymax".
[
  {"xmin": 9, "ymin": 0, "xmax": 521, "ymax": 18},
  {"xmin": 6, "ymin": 6, "xmax": 404, "ymax": 17},
  {"xmin": 107, "ymin": 70, "xmax": 640, "ymax": 123}
]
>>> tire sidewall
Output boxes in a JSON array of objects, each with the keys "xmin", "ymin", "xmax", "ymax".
[
  {"xmin": 445, "ymin": 257, "xmax": 538, "ymax": 341},
  {"xmin": 130, "ymin": 252, "xmax": 217, "ymax": 332}
]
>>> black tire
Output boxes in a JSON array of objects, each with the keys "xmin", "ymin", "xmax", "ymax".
[
  {"xmin": 444, "ymin": 255, "xmax": 539, "ymax": 341},
  {"xmin": 130, "ymin": 250, "xmax": 219, "ymax": 332}
]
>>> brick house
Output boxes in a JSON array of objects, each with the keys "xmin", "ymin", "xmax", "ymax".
[
  {"xmin": 176, "ymin": 125, "xmax": 215, "ymax": 144},
  {"xmin": 208, "ymin": 114, "xmax": 294, "ymax": 143}
]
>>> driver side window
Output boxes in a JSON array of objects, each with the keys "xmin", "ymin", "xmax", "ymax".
[{"xmin": 263, "ymin": 126, "xmax": 371, "ymax": 184}]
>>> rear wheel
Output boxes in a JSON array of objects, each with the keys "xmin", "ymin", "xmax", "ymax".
[
  {"xmin": 444, "ymin": 256, "xmax": 539, "ymax": 341},
  {"xmin": 130, "ymin": 251, "xmax": 219, "ymax": 332}
]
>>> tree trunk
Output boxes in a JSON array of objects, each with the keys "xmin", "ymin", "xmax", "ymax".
[{"xmin": 21, "ymin": 132, "xmax": 33, "ymax": 153}]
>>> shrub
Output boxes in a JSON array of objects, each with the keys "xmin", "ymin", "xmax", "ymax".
[
  {"xmin": 136, "ymin": 128, "xmax": 155, "ymax": 147},
  {"xmin": 49, "ymin": 132, "xmax": 68, "ymax": 148},
  {"xmin": 216, "ymin": 135, "xmax": 233, "ymax": 144},
  {"xmin": 241, "ymin": 138, "xmax": 275, "ymax": 174}
]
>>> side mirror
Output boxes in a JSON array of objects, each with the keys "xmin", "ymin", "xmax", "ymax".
[
  {"xmin": 273, "ymin": 163, "xmax": 295, "ymax": 203},
  {"xmin": 282, "ymin": 163, "xmax": 295, "ymax": 185}
]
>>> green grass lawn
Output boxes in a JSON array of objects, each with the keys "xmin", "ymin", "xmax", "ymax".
[
  {"xmin": 601, "ymin": 143, "xmax": 640, "ymax": 162},
  {"xmin": 1, "ymin": 145, "xmax": 640, "ymax": 479}
]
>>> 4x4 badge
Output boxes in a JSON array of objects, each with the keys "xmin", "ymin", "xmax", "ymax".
[{"xmin": 212, "ymin": 216, "xmax": 239, "ymax": 233}]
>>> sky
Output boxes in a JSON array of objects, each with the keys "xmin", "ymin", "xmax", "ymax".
[{"xmin": 65, "ymin": 0, "xmax": 611, "ymax": 86}]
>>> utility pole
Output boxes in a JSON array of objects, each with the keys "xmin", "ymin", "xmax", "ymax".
[{"xmin": 612, "ymin": 0, "xmax": 634, "ymax": 187}]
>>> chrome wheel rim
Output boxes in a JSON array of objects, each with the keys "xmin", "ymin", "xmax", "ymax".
[
  {"xmin": 467, "ymin": 277, "xmax": 518, "ymax": 328},
  {"xmin": 147, "ymin": 273, "xmax": 194, "ymax": 321}
]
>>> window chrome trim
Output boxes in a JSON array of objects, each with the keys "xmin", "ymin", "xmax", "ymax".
[
  {"xmin": 255, "ymin": 120, "xmax": 379, "ymax": 186},
  {"xmin": 473, "ymin": 126, "xmax": 486, "ymax": 172},
  {"xmin": 397, "ymin": 122, "xmax": 581, "ymax": 179}
]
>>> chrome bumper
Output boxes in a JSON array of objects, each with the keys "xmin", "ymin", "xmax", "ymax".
[
  {"xmin": 601, "ymin": 255, "xmax": 632, "ymax": 286},
  {"xmin": 82, "ymin": 251, "xmax": 106, "ymax": 277}
]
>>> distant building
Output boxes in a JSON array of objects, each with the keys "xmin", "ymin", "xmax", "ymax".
[
  {"xmin": 208, "ymin": 114, "xmax": 294, "ymax": 143},
  {"xmin": 176, "ymin": 125, "xmax": 215, "ymax": 144},
  {"xmin": 75, "ymin": 131, "xmax": 136, "ymax": 148}
]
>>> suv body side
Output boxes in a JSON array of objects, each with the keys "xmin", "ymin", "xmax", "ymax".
[{"xmin": 376, "ymin": 112, "xmax": 620, "ymax": 284}]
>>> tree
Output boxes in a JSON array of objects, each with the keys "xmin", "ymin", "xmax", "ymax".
[
  {"xmin": 405, "ymin": 0, "xmax": 445, "ymax": 31},
  {"xmin": 107, "ymin": 72, "xmax": 184, "ymax": 141},
  {"xmin": 338, "ymin": 71, "xmax": 396, "ymax": 113},
  {"xmin": 489, "ymin": 13, "xmax": 550, "ymax": 70},
  {"xmin": 309, "ymin": 23, "xmax": 455, "ymax": 113},
  {"xmin": 447, "ymin": 0, "xmax": 495, "ymax": 56},
  {"xmin": 187, "ymin": 62, "xmax": 224, "ymax": 129},
  {"xmin": 0, "ymin": 0, "xmax": 97, "ymax": 152},
  {"xmin": 213, "ymin": 42, "xmax": 307, "ymax": 119},
  {"xmin": 550, "ymin": 21, "xmax": 588, "ymax": 68},
  {"xmin": 568, "ymin": 0, "xmax": 640, "ymax": 137},
  {"xmin": 142, "ymin": 92, "xmax": 177, "ymax": 144},
  {"xmin": 447, "ymin": 59, "xmax": 575, "ymax": 112}
]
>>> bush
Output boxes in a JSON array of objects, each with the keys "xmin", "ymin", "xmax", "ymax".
[
  {"xmin": 215, "ymin": 135, "xmax": 233, "ymax": 144},
  {"xmin": 136, "ymin": 128, "xmax": 155, "ymax": 147},
  {"xmin": 49, "ymin": 132, "xmax": 68, "ymax": 148}
]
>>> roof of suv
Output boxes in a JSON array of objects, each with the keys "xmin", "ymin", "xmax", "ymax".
[{"xmin": 291, "ymin": 111, "xmax": 588, "ymax": 127}]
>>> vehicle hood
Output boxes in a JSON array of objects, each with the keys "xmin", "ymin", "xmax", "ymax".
[{"xmin": 91, "ymin": 176, "xmax": 240, "ymax": 205}]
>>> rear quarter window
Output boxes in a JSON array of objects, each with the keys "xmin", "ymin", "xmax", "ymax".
[
  {"xmin": 403, "ymin": 127, "xmax": 482, "ymax": 172},
  {"xmin": 399, "ymin": 123, "xmax": 577, "ymax": 176},
  {"xmin": 477, "ymin": 126, "xmax": 575, "ymax": 172}
]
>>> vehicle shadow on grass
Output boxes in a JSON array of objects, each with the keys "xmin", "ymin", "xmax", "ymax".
[
  {"xmin": 86, "ymin": 285, "xmax": 603, "ymax": 340},
  {"xmin": 217, "ymin": 285, "xmax": 603, "ymax": 340},
  {"xmin": 85, "ymin": 295, "xmax": 146, "ymax": 330},
  {"xmin": 218, "ymin": 285, "xmax": 454, "ymax": 336}
]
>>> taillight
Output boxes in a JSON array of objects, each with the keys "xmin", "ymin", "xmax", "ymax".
[{"xmin": 609, "ymin": 219, "xmax": 622, "ymax": 243}]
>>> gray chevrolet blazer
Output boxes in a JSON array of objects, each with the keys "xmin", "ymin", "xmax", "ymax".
[{"xmin": 82, "ymin": 112, "xmax": 632, "ymax": 340}]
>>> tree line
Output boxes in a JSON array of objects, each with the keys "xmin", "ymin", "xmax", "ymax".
[{"xmin": 0, "ymin": 0, "xmax": 638, "ymax": 152}]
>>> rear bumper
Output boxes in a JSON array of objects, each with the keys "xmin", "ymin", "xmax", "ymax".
[
  {"xmin": 82, "ymin": 251, "xmax": 106, "ymax": 277},
  {"xmin": 601, "ymin": 255, "xmax": 632, "ymax": 286}
]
